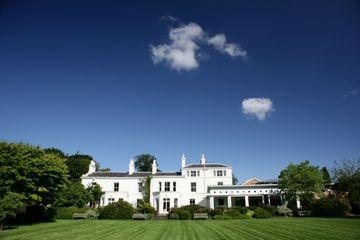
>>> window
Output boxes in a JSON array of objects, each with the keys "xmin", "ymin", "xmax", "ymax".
[
  {"xmin": 217, "ymin": 182, "xmax": 223, "ymax": 186},
  {"xmin": 191, "ymin": 182, "xmax": 196, "ymax": 192},
  {"xmin": 190, "ymin": 199, "xmax": 195, "ymax": 205},
  {"xmin": 114, "ymin": 182, "xmax": 119, "ymax": 192},
  {"xmin": 224, "ymin": 170, "xmax": 226, "ymax": 176},
  {"xmin": 213, "ymin": 170, "xmax": 216, "ymax": 176},
  {"xmin": 197, "ymin": 171, "xmax": 200, "ymax": 176},
  {"xmin": 159, "ymin": 182, "xmax": 162, "ymax": 191},
  {"xmin": 191, "ymin": 171, "xmax": 196, "ymax": 177},
  {"xmin": 217, "ymin": 170, "xmax": 223, "ymax": 176},
  {"xmin": 138, "ymin": 182, "xmax": 143, "ymax": 193},
  {"xmin": 187, "ymin": 171, "xmax": 189, "ymax": 176},
  {"xmin": 174, "ymin": 198, "xmax": 178, "ymax": 208},
  {"xmin": 173, "ymin": 182, "xmax": 176, "ymax": 191},
  {"xmin": 137, "ymin": 199, "xmax": 142, "ymax": 208},
  {"xmin": 163, "ymin": 198, "xmax": 170, "ymax": 212},
  {"xmin": 165, "ymin": 182, "xmax": 170, "ymax": 192},
  {"xmin": 108, "ymin": 198, "xmax": 115, "ymax": 204},
  {"xmin": 91, "ymin": 181, "xmax": 97, "ymax": 186}
]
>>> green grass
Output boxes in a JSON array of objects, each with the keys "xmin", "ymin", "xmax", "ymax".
[{"xmin": 1, "ymin": 218, "xmax": 360, "ymax": 240}]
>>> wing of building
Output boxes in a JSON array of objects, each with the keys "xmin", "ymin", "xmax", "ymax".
[{"xmin": 81, "ymin": 154, "xmax": 286, "ymax": 215}]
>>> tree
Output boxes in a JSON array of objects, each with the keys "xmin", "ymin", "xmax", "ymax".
[
  {"xmin": 332, "ymin": 159, "xmax": 360, "ymax": 204},
  {"xmin": 87, "ymin": 183, "xmax": 102, "ymax": 208},
  {"xmin": 134, "ymin": 154, "xmax": 157, "ymax": 172},
  {"xmin": 44, "ymin": 147, "xmax": 67, "ymax": 159},
  {"xmin": 99, "ymin": 168, "xmax": 111, "ymax": 173},
  {"xmin": 0, "ymin": 142, "xmax": 68, "ymax": 206},
  {"xmin": 278, "ymin": 160, "xmax": 324, "ymax": 208},
  {"xmin": 321, "ymin": 167, "xmax": 332, "ymax": 184},
  {"xmin": 232, "ymin": 174, "xmax": 239, "ymax": 185},
  {"xmin": 54, "ymin": 182, "xmax": 90, "ymax": 208},
  {"xmin": 66, "ymin": 153, "xmax": 93, "ymax": 182},
  {"xmin": 0, "ymin": 192, "xmax": 24, "ymax": 230}
]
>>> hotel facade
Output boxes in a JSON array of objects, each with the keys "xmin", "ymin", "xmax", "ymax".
[{"xmin": 81, "ymin": 154, "xmax": 289, "ymax": 215}]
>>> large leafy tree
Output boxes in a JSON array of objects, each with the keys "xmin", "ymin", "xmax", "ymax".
[
  {"xmin": 54, "ymin": 182, "xmax": 90, "ymax": 208},
  {"xmin": 278, "ymin": 160, "xmax": 324, "ymax": 207},
  {"xmin": 66, "ymin": 153, "xmax": 93, "ymax": 181},
  {"xmin": 0, "ymin": 142, "xmax": 68, "ymax": 206},
  {"xmin": 332, "ymin": 159, "xmax": 360, "ymax": 204},
  {"xmin": 321, "ymin": 167, "xmax": 332, "ymax": 184},
  {"xmin": 134, "ymin": 154, "xmax": 157, "ymax": 172}
]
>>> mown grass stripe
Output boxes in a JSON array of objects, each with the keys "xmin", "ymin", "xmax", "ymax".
[{"xmin": 1, "ymin": 218, "xmax": 359, "ymax": 240}]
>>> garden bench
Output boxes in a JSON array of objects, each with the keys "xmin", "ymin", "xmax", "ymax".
[
  {"xmin": 132, "ymin": 213, "xmax": 146, "ymax": 220},
  {"xmin": 72, "ymin": 213, "xmax": 87, "ymax": 219},
  {"xmin": 194, "ymin": 213, "xmax": 208, "ymax": 220},
  {"xmin": 298, "ymin": 211, "xmax": 311, "ymax": 216}
]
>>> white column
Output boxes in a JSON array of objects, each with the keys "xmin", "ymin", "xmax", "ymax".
[
  {"xmin": 227, "ymin": 196, "xmax": 232, "ymax": 208},
  {"xmin": 209, "ymin": 196, "xmax": 214, "ymax": 210},
  {"xmin": 268, "ymin": 195, "xmax": 271, "ymax": 206},
  {"xmin": 245, "ymin": 196, "xmax": 249, "ymax": 207},
  {"xmin": 262, "ymin": 195, "xmax": 265, "ymax": 205}
]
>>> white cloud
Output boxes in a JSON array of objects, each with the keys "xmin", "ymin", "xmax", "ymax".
[
  {"xmin": 150, "ymin": 21, "xmax": 246, "ymax": 71},
  {"xmin": 344, "ymin": 90, "xmax": 358, "ymax": 98},
  {"xmin": 150, "ymin": 23, "xmax": 204, "ymax": 71},
  {"xmin": 207, "ymin": 34, "xmax": 247, "ymax": 57},
  {"xmin": 242, "ymin": 98, "xmax": 274, "ymax": 121},
  {"xmin": 159, "ymin": 15, "xmax": 179, "ymax": 22}
]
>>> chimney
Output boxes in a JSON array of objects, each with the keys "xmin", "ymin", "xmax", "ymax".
[
  {"xmin": 85, "ymin": 160, "xmax": 96, "ymax": 175},
  {"xmin": 129, "ymin": 159, "xmax": 135, "ymax": 175},
  {"xmin": 200, "ymin": 154, "xmax": 206, "ymax": 165},
  {"xmin": 152, "ymin": 160, "xmax": 157, "ymax": 174},
  {"xmin": 181, "ymin": 154, "xmax": 186, "ymax": 168}
]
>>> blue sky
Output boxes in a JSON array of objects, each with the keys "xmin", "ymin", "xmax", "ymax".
[{"xmin": 1, "ymin": 0, "xmax": 359, "ymax": 182}]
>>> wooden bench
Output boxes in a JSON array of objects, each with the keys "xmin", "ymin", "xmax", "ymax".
[
  {"xmin": 72, "ymin": 213, "xmax": 87, "ymax": 219},
  {"xmin": 194, "ymin": 213, "xmax": 208, "ymax": 220},
  {"xmin": 298, "ymin": 210, "xmax": 311, "ymax": 216},
  {"xmin": 132, "ymin": 213, "xmax": 146, "ymax": 220}
]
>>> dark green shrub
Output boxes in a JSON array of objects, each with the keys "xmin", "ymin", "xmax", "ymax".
[
  {"xmin": 12, "ymin": 206, "xmax": 56, "ymax": 224},
  {"xmin": 98, "ymin": 199, "xmax": 134, "ymax": 219},
  {"xmin": 224, "ymin": 209, "xmax": 241, "ymax": 218},
  {"xmin": 137, "ymin": 201, "xmax": 156, "ymax": 214},
  {"xmin": 208, "ymin": 207, "xmax": 223, "ymax": 217},
  {"xmin": 168, "ymin": 212, "xmax": 179, "ymax": 220},
  {"xmin": 311, "ymin": 196, "xmax": 351, "ymax": 217},
  {"xmin": 277, "ymin": 205, "xmax": 293, "ymax": 216},
  {"xmin": 177, "ymin": 209, "xmax": 191, "ymax": 220},
  {"xmin": 351, "ymin": 201, "xmax": 360, "ymax": 215},
  {"xmin": 169, "ymin": 208, "xmax": 191, "ymax": 220},
  {"xmin": 56, "ymin": 206, "xmax": 88, "ymax": 219},
  {"xmin": 263, "ymin": 206, "xmax": 278, "ymax": 216},
  {"xmin": 178, "ymin": 205, "xmax": 208, "ymax": 219},
  {"xmin": 231, "ymin": 206, "xmax": 248, "ymax": 214},
  {"xmin": 253, "ymin": 208, "xmax": 272, "ymax": 218}
]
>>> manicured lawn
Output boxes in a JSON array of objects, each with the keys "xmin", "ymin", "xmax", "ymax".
[{"xmin": 1, "ymin": 218, "xmax": 360, "ymax": 240}]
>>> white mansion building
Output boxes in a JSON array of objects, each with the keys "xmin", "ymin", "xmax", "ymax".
[{"xmin": 81, "ymin": 154, "xmax": 288, "ymax": 215}]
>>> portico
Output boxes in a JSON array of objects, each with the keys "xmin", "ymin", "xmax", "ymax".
[{"xmin": 208, "ymin": 184, "xmax": 283, "ymax": 209}]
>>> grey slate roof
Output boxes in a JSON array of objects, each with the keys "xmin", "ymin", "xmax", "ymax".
[
  {"xmin": 183, "ymin": 163, "xmax": 229, "ymax": 168},
  {"xmin": 257, "ymin": 179, "xmax": 279, "ymax": 184},
  {"xmin": 87, "ymin": 171, "xmax": 181, "ymax": 178}
]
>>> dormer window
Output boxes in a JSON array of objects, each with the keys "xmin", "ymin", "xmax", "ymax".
[
  {"xmin": 224, "ymin": 170, "xmax": 226, "ymax": 176},
  {"xmin": 191, "ymin": 171, "xmax": 196, "ymax": 177},
  {"xmin": 216, "ymin": 170, "xmax": 223, "ymax": 176}
]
